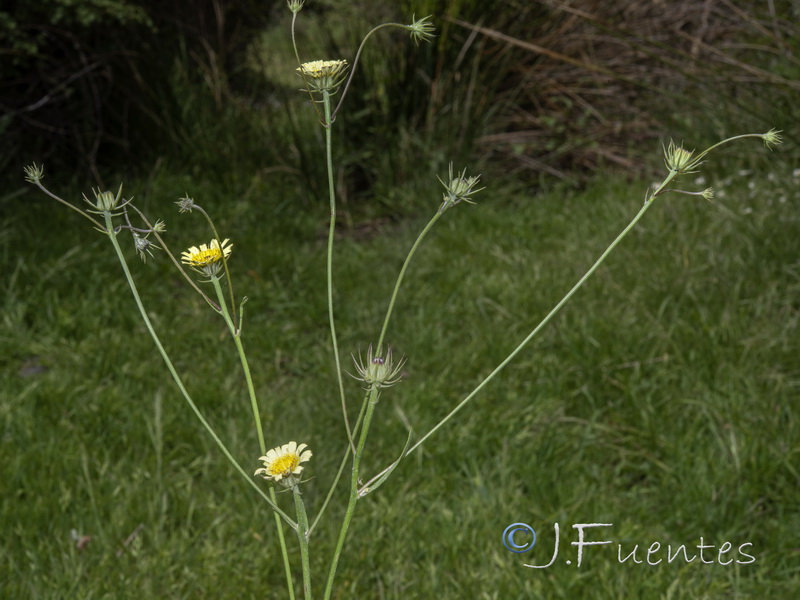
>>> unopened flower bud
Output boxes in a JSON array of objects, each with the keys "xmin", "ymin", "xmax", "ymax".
[
  {"xmin": 23, "ymin": 163, "xmax": 44, "ymax": 184},
  {"xmin": 351, "ymin": 345, "xmax": 406, "ymax": 390},
  {"xmin": 95, "ymin": 190, "xmax": 119, "ymax": 211},
  {"xmin": 408, "ymin": 15, "xmax": 435, "ymax": 46},
  {"xmin": 664, "ymin": 140, "xmax": 695, "ymax": 172},
  {"xmin": 437, "ymin": 163, "xmax": 484, "ymax": 213},
  {"xmin": 287, "ymin": 0, "xmax": 304, "ymax": 13},
  {"xmin": 761, "ymin": 129, "xmax": 782, "ymax": 149},
  {"xmin": 176, "ymin": 195, "xmax": 196, "ymax": 214}
]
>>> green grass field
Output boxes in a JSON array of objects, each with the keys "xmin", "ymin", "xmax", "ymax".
[{"xmin": 2, "ymin": 161, "xmax": 799, "ymax": 598}]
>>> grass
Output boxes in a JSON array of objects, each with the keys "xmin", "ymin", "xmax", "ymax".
[{"xmin": 2, "ymin": 158, "xmax": 799, "ymax": 598}]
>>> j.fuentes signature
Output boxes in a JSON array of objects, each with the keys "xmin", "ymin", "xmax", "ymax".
[{"xmin": 502, "ymin": 523, "xmax": 755, "ymax": 568}]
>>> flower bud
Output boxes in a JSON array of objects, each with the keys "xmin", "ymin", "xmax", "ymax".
[
  {"xmin": 437, "ymin": 163, "xmax": 484, "ymax": 213},
  {"xmin": 287, "ymin": 0, "xmax": 304, "ymax": 13},
  {"xmin": 408, "ymin": 15, "xmax": 435, "ymax": 46},
  {"xmin": 95, "ymin": 190, "xmax": 119, "ymax": 211},
  {"xmin": 664, "ymin": 140, "xmax": 695, "ymax": 172},
  {"xmin": 351, "ymin": 345, "xmax": 406, "ymax": 390}
]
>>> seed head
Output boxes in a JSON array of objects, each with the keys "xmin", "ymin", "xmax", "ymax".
[
  {"xmin": 351, "ymin": 345, "xmax": 406, "ymax": 390},
  {"xmin": 664, "ymin": 140, "xmax": 696, "ymax": 173},
  {"xmin": 133, "ymin": 233, "xmax": 160, "ymax": 263},
  {"xmin": 287, "ymin": 0, "xmax": 304, "ymax": 13},
  {"xmin": 437, "ymin": 163, "xmax": 484, "ymax": 213},
  {"xmin": 408, "ymin": 15, "xmax": 435, "ymax": 46},
  {"xmin": 761, "ymin": 129, "xmax": 782, "ymax": 149},
  {"xmin": 24, "ymin": 163, "xmax": 44, "ymax": 184},
  {"xmin": 176, "ymin": 195, "xmax": 196, "ymax": 214}
]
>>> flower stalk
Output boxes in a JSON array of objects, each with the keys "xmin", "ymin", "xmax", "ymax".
[
  {"xmin": 210, "ymin": 275, "xmax": 296, "ymax": 599},
  {"xmin": 322, "ymin": 90, "xmax": 355, "ymax": 454},
  {"xmin": 323, "ymin": 388, "xmax": 380, "ymax": 600},
  {"xmin": 98, "ymin": 209, "xmax": 296, "ymax": 528}
]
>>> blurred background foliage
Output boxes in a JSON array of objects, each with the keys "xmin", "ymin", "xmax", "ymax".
[
  {"xmin": 2, "ymin": 0, "xmax": 798, "ymax": 205},
  {"xmin": 3, "ymin": 2, "xmax": 799, "ymax": 597}
]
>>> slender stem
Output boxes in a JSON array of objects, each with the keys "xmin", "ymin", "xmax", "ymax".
[
  {"xmin": 331, "ymin": 23, "xmax": 409, "ymax": 120},
  {"xmin": 272, "ymin": 484, "xmax": 296, "ymax": 600},
  {"xmin": 376, "ymin": 211, "xmax": 441, "ymax": 355},
  {"xmin": 309, "ymin": 392, "xmax": 370, "ymax": 536},
  {"xmin": 690, "ymin": 133, "xmax": 770, "ymax": 168},
  {"xmin": 210, "ymin": 275, "xmax": 295, "ymax": 600},
  {"xmin": 322, "ymin": 91, "xmax": 355, "ymax": 454},
  {"xmin": 407, "ymin": 177, "xmax": 676, "ymax": 455},
  {"xmin": 293, "ymin": 486, "xmax": 313, "ymax": 600},
  {"xmin": 307, "ymin": 439, "xmax": 349, "ymax": 538},
  {"xmin": 196, "ymin": 206, "xmax": 237, "ymax": 327},
  {"xmin": 101, "ymin": 211, "xmax": 296, "ymax": 528},
  {"xmin": 128, "ymin": 204, "xmax": 220, "ymax": 312},
  {"xmin": 291, "ymin": 12, "xmax": 322, "ymax": 123},
  {"xmin": 323, "ymin": 387, "xmax": 380, "ymax": 600},
  {"xmin": 211, "ymin": 276, "xmax": 266, "ymax": 452},
  {"xmin": 32, "ymin": 181, "xmax": 105, "ymax": 231}
]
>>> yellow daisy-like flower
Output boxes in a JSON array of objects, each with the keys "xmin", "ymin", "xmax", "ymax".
[
  {"xmin": 296, "ymin": 59, "xmax": 348, "ymax": 93},
  {"xmin": 181, "ymin": 238, "xmax": 232, "ymax": 276},
  {"xmin": 255, "ymin": 441, "xmax": 312, "ymax": 487}
]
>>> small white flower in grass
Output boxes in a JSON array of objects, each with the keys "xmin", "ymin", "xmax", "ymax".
[
  {"xmin": 255, "ymin": 441, "xmax": 312, "ymax": 487},
  {"xmin": 181, "ymin": 238, "xmax": 232, "ymax": 277}
]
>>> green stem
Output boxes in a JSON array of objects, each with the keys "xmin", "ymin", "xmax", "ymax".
[
  {"xmin": 211, "ymin": 277, "xmax": 266, "ymax": 452},
  {"xmin": 309, "ymin": 392, "xmax": 370, "ymax": 537},
  {"xmin": 210, "ymin": 276, "xmax": 295, "ymax": 600},
  {"xmin": 272, "ymin": 486, "xmax": 296, "ymax": 600},
  {"xmin": 323, "ymin": 388, "xmax": 379, "ymax": 600},
  {"xmin": 376, "ymin": 211, "xmax": 442, "ymax": 355},
  {"xmin": 293, "ymin": 486, "xmax": 313, "ymax": 600},
  {"xmin": 33, "ymin": 181, "xmax": 105, "ymax": 231},
  {"xmin": 128, "ymin": 204, "xmax": 220, "ymax": 312},
  {"xmin": 407, "ymin": 176, "xmax": 676, "ymax": 455},
  {"xmin": 101, "ymin": 211, "xmax": 296, "ymax": 528},
  {"xmin": 332, "ymin": 23, "xmax": 410, "ymax": 120},
  {"xmin": 291, "ymin": 13, "xmax": 322, "ymax": 123},
  {"xmin": 322, "ymin": 90, "xmax": 355, "ymax": 454},
  {"xmin": 690, "ymin": 133, "xmax": 770, "ymax": 169},
  {"xmin": 196, "ymin": 206, "xmax": 237, "ymax": 327}
]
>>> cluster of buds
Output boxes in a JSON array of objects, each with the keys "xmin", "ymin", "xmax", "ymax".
[{"xmin": 133, "ymin": 219, "xmax": 166, "ymax": 263}]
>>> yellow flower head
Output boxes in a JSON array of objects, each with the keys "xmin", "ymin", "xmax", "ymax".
[
  {"xmin": 255, "ymin": 441, "xmax": 312, "ymax": 487},
  {"xmin": 296, "ymin": 60, "xmax": 349, "ymax": 93},
  {"xmin": 181, "ymin": 238, "xmax": 232, "ymax": 276}
]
